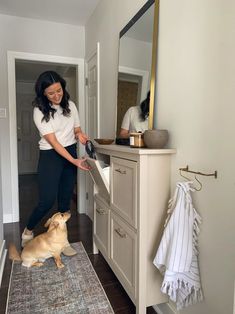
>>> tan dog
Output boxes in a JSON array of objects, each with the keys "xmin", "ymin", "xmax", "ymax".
[{"xmin": 9, "ymin": 212, "xmax": 71, "ymax": 269}]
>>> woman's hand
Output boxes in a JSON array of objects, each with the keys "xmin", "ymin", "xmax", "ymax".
[
  {"xmin": 77, "ymin": 132, "xmax": 89, "ymax": 145},
  {"xmin": 43, "ymin": 133, "xmax": 91, "ymax": 170},
  {"xmin": 119, "ymin": 128, "xmax": 130, "ymax": 138},
  {"xmin": 75, "ymin": 127, "xmax": 89, "ymax": 145},
  {"xmin": 73, "ymin": 157, "xmax": 90, "ymax": 171}
]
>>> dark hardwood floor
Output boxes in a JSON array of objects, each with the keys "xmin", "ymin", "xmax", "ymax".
[{"xmin": 0, "ymin": 174, "xmax": 157, "ymax": 314}]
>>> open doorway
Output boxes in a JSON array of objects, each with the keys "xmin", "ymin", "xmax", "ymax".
[
  {"xmin": 7, "ymin": 51, "xmax": 86, "ymax": 223},
  {"xmin": 116, "ymin": 72, "xmax": 142, "ymax": 137},
  {"xmin": 15, "ymin": 60, "xmax": 77, "ymax": 224},
  {"xmin": 16, "ymin": 61, "xmax": 77, "ymax": 175},
  {"xmin": 116, "ymin": 67, "xmax": 149, "ymax": 137}
]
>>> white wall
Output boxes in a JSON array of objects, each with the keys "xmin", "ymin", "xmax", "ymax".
[
  {"xmin": 85, "ymin": 0, "xmax": 148, "ymax": 138},
  {"xmin": 119, "ymin": 36, "xmax": 152, "ymax": 72},
  {"xmin": 0, "ymin": 136, "xmax": 3, "ymax": 243},
  {"xmin": 0, "ymin": 135, "xmax": 6, "ymax": 286},
  {"xmin": 0, "ymin": 14, "xmax": 85, "ymax": 221},
  {"xmin": 157, "ymin": 1, "xmax": 235, "ymax": 314},
  {"xmin": 86, "ymin": 1, "xmax": 235, "ymax": 314}
]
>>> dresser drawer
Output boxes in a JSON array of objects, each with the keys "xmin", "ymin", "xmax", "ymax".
[
  {"xmin": 111, "ymin": 157, "xmax": 137, "ymax": 228},
  {"xmin": 94, "ymin": 194, "xmax": 110, "ymax": 259},
  {"xmin": 110, "ymin": 212, "xmax": 137, "ymax": 302}
]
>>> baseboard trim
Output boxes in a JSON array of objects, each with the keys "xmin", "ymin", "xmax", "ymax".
[
  {"xmin": 153, "ymin": 302, "xmax": 178, "ymax": 314},
  {"xmin": 0, "ymin": 240, "xmax": 7, "ymax": 287},
  {"xmin": 3, "ymin": 214, "xmax": 13, "ymax": 223}
]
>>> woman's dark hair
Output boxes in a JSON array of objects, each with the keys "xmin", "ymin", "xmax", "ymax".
[
  {"xmin": 140, "ymin": 91, "xmax": 150, "ymax": 121},
  {"xmin": 32, "ymin": 70, "xmax": 70, "ymax": 122}
]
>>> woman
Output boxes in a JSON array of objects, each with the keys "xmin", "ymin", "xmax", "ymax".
[
  {"xmin": 119, "ymin": 91, "xmax": 150, "ymax": 138},
  {"xmin": 21, "ymin": 70, "xmax": 89, "ymax": 256}
]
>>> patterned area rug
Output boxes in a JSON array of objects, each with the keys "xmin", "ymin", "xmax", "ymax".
[{"xmin": 6, "ymin": 242, "xmax": 114, "ymax": 313}]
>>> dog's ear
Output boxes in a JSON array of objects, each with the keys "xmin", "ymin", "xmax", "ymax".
[
  {"xmin": 44, "ymin": 218, "xmax": 51, "ymax": 228},
  {"xmin": 44, "ymin": 213, "xmax": 58, "ymax": 228}
]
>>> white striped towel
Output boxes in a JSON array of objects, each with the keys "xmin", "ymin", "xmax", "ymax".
[{"xmin": 153, "ymin": 181, "xmax": 203, "ymax": 310}]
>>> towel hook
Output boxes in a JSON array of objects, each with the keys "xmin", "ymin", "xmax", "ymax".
[
  {"xmin": 179, "ymin": 165, "xmax": 217, "ymax": 179},
  {"xmin": 180, "ymin": 168, "xmax": 191, "ymax": 181},
  {"xmin": 179, "ymin": 169, "xmax": 203, "ymax": 191},
  {"xmin": 194, "ymin": 175, "xmax": 202, "ymax": 191}
]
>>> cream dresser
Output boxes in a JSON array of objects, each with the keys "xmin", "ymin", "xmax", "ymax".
[{"xmin": 89, "ymin": 144, "xmax": 176, "ymax": 314}]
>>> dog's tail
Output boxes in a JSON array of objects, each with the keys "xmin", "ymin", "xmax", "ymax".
[{"xmin": 8, "ymin": 243, "xmax": 22, "ymax": 262}]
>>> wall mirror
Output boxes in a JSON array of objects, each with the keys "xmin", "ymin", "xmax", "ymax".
[{"xmin": 116, "ymin": 0, "xmax": 159, "ymax": 137}]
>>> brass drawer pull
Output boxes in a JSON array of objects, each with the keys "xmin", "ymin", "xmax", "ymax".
[
  {"xmin": 114, "ymin": 228, "xmax": 127, "ymax": 238},
  {"xmin": 96, "ymin": 208, "xmax": 106, "ymax": 215},
  {"xmin": 115, "ymin": 168, "xmax": 126, "ymax": 175}
]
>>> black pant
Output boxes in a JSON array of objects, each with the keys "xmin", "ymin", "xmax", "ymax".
[{"xmin": 27, "ymin": 144, "xmax": 77, "ymax": 230}]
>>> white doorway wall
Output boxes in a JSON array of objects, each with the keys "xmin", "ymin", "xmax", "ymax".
[
  {"xmin": 7, "ymin": 51, "xmax": 86, "ymax": 222},
  {"xmin": 85, "ymin": 42, "xmax": 100, "ymax": 220}
]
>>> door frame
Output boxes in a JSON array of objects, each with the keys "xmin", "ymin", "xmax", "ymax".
[
  {"xmin": 85, "ymin": 42, "xmax": 100, "ymax": 218},
  {"xmin": 118, "ymin": 66, "xmax": 149, "ymax": 102},
  {"xmin": 7, "ymin": 51, "xmax": 85, "ymax": 222},
  {"xmin": 85, "ymin": 42, "xmax": 100, "ymax": 138}
]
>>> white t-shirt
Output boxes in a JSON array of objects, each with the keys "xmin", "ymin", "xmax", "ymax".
[
  {"xmin": 121, "ymin": 106, "xmax": 148, "ymax": 133},
  {"xmin": 33, "ymin": 100, "xmax": 80, "ymax": 150}
]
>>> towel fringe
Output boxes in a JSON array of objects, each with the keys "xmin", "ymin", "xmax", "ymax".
[{"xmin": 161, "ymin": 278, "xmax": 203, "ymax": 310}]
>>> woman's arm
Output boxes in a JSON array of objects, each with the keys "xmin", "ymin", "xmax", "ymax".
[
  {"xmin": 119, "ymin": 107, "xmax": 132, "ymax": 138},
  {"xmin": 43, "ymin": 133, "xmax": 89, "ymax": 170},
  {"xmin": 74, "ymin": 127, "xmax": 88, "ymax": 145}
]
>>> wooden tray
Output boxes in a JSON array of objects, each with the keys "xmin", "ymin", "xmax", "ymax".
[{"xmin": 94, "ymin": 138, "xmax": 114, "ymax": 145}]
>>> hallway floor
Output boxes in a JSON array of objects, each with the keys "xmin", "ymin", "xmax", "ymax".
[{"xmin": 0, "ymin": 175, "xmax": 157, "ymax": 313}]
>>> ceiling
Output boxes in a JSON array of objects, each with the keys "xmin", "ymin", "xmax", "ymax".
[{"xmin": 0, "ymin": 0, "xmax": 101, "ymax": 26}]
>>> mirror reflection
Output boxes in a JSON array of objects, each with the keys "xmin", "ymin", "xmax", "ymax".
[{"xmin": 116, "ymin": 1, "xmax": 155, "ymax": 138}]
